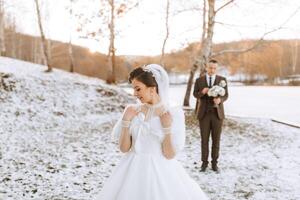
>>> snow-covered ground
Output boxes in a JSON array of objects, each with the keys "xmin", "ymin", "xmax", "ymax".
[
  {"xmin": 184, "ymin": 113, "xmax": 300, "ymax": 200},
  {"xmin": 0, "ymin": 57, "xmax": 300, "ymax": 200}
]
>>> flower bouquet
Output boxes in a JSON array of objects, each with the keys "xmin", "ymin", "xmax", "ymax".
[{"xmin": 207, "ymin": 80, "xmax": 226, "ymax": 107}]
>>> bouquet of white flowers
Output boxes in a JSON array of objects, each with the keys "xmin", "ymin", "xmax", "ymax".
[
  {"xmin": 207, "ymin": 85, "xmax": 226, "ymax": 97},
  {"xmin": 207, "ymin": 80, "xmax": 226, "ymax": 106},
  {"xmin": 219, "ymin": 80, "xmax": 227, "ymax": 87}
]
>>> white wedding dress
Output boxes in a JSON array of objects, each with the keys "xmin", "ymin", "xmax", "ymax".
[{"xmin": 96, "ymin": 103, "xmax": 209, "ymax": 200}]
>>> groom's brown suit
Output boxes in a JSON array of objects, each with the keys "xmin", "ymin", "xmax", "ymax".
[{"xmin": 193, "ymin": 74, "xmax": 228, "ymax": 166}]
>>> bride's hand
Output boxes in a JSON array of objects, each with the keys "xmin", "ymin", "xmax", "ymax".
[
  {"xmin": 123, "ymin": 106, "xmax": 138, "ymax": 121},
  {"xmin": 160, "ymin": 111, "xmax": 172, "ymax": 128}
]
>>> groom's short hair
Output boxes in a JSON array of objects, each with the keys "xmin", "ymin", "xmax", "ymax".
[{"xmin": 209, "ymin": 59, "xmax": 218, "ymax": 64}]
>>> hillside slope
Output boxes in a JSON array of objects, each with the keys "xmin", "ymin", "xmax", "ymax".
[{"xmin": 0, "ymin": 57, "xmax": 299, "ymax": 200}]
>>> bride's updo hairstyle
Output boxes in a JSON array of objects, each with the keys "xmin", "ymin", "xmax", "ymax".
[{"xmin": 129, "ymin": 67, "xmax": 159, "ymax": 93}]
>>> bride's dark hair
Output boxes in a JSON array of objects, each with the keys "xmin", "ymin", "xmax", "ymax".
[{"xmin": 129, "ymin": 67, "xmax": 159, "ymax": 93}]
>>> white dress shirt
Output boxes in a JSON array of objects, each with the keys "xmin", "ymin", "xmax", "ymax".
[{"xmin": 206, "ymin": 73, "xmax": 216, "ymax": 87}]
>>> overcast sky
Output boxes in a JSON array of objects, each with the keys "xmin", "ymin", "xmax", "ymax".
[{"xmin": 4, "ymin": 0, "xmax": 300, "ymax": 55}]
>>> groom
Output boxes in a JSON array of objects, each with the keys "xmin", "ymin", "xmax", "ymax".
[{"xmin": 193, "ymin": 59, "xmax": 228, "ymax": 173}]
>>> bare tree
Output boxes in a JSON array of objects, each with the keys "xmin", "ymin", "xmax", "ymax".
[
  {"xmin": 67, "ymin": 0, "xmax": 76, "ymax": 72},
  {"xmin": 201, "ymin": 0, "xmax": 207, "ymax": 44},
  {"xmin": 0, "ymin": 0, "xmax": 6, "ymax": 56},
  {"xmin": 183, "ymin": 0, "xmax": 299, "ymax": 106},
  {"xmin": 192, "ymin": 0, "xmax": 206, "ymax": 112},
  {"xmin": 106, "ymin": 0, "xmax": 138, "ymax": 83},
  {"xmin": 5, "ymin": 14, "xmax": 17, "ymax": 58},
  {"xmin": 73, "ymin": 0, "xmax": 137, "ymax": 83},
  {"xmin": 34, "ymin": 0, "xmax": 52, "ymax": 72},
  {"xmin": 160, "ymin": 0, "xmax": 170, "ymax": 66},
  {"xmin": 107, "ymin": 0, "xmax": 116, "ymax": 83},
  {"xmin": 183, "ymin": 0, "xmax": 229, "ymax": 106}
]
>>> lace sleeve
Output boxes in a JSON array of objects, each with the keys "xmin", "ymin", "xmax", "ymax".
[{"xmin": 111, "ymin": 104, "xmax": 141, "ymax": 142}]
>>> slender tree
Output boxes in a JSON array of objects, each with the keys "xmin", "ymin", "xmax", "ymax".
[
  {"xmin": 4, "ymin": 14, "xmax": 18, "ymax": 59},
  {"xmin": 160, "ymin": 0, "xmax": 170, "ymax": 66},
  {"xmin": 34, "ymin": 0, "xmax": 52, "ymax": 72},
  {"xmin": 0, "ymin": 0, "xmax": 6, "ymax": 56},
  {"xmin": 106, "ymin": 0, "xmax": 116, "ymax": 83},
  {"xmin": 73, "ymin": 0, "xmax": 137, "ymax": 83},
  {"xmin": 67, "ymin": 0, "xmax": 76, "ymax": 72},
  {"xmin": 106, "ymin": 0, "xmax": 138, "ymax": 83},
  {"xmin": 190, "ymin": 0, "xmax": 206, "ymax": 112},
  {"xmin": 184, "ymin": 0, "xmax": 226, "ymax": 106}
]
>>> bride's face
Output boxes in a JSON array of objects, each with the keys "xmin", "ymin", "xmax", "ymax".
[{"xmin": 131, "ymin": 79, "xmax": 156, "ymax": 103}]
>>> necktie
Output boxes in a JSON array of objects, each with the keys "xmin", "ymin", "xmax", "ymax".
[{"xmin": 209, "ymin": 76, "xmax": 212, "ymax": 88}]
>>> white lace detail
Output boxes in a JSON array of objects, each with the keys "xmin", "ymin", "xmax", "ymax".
[{"xmin": 143, "ymin": 101, "xmax": 163, "ymax": 121}]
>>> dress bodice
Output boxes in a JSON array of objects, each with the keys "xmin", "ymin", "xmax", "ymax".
[
  {"xmin": 130, "ymin": 111, "xmax": 165, "ymax": 155},
  {"xmin": 112, "ymin": 103, "xmax": 186, "ymax": 155}
]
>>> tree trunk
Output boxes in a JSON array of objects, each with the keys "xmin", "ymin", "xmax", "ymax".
[
  {"xmin": 9, "ymin": 21, "xmax": 16, "ymax": 58},
  {"xmin": 185, "ymin": 0, "xmax": 206, "ymax": 109},
  {"xmin": 200, "ymin": 0, "xmax": 215, "ymax": 70},
  {"xmin": 34, "ymin": 0, "xmax": 52, "ymax": 72},
  {"xmin": 68, "ymin": 40, "xmax": 75, "ymax": 73},
  {"xmin": 160, "ymin": 0, "xmax": 170, "ymax": 66},
  {"xmin": 183, "ymin": 63, "xmax": 198, "ymax": 106},
  {"xmin": 68, "ymin": 0, "xmax": 75, "ymax": 72},
  {"xmin": 107, "ymin": 0, "xmax": 116, "ymax": 84},
  {"xmin": 183, "ymin": 0, "xmax": 216, "ymax": 107},
  {"xmin": 201, "ymin": 0, "xmax": 207, "ymax": 44},
  {"xmin": 0, "ymin": 0, "xmax": 6, "ymax": 56}
]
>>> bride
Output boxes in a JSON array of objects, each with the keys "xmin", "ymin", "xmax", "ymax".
[{"xmin": 97, "ymin": 64, "xmax": 209, "ymax": 200}]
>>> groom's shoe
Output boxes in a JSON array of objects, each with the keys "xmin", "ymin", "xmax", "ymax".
[
  {"xmin": 200, "ymin": 162, "xmax": 208, "ymax": 172},
  {"xmin": 212, "ymin": 163, "xmax": 220, "ymax": 173}
]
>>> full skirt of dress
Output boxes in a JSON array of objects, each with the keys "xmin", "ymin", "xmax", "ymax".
[{"xmin": 96, "ymin": 152, "xmax": 208, "ymax": 200}]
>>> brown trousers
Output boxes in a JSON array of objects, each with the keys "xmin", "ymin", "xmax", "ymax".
[{"xmin": 199, "ymin": 109, "xmax": 223, "ymax": 165}]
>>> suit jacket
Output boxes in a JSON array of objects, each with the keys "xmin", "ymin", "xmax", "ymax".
[{"xmin": 193, "ymin": 75, "xmax": 228, "ymax": 120}]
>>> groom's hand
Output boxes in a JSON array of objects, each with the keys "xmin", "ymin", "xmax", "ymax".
[
  {"xmin": 213, "ymin": 97, "xmax": 221, "ymax": 105},
  {"xmin": 201, "ymin": 88, "xmax": 209, "ymax": 94}
]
